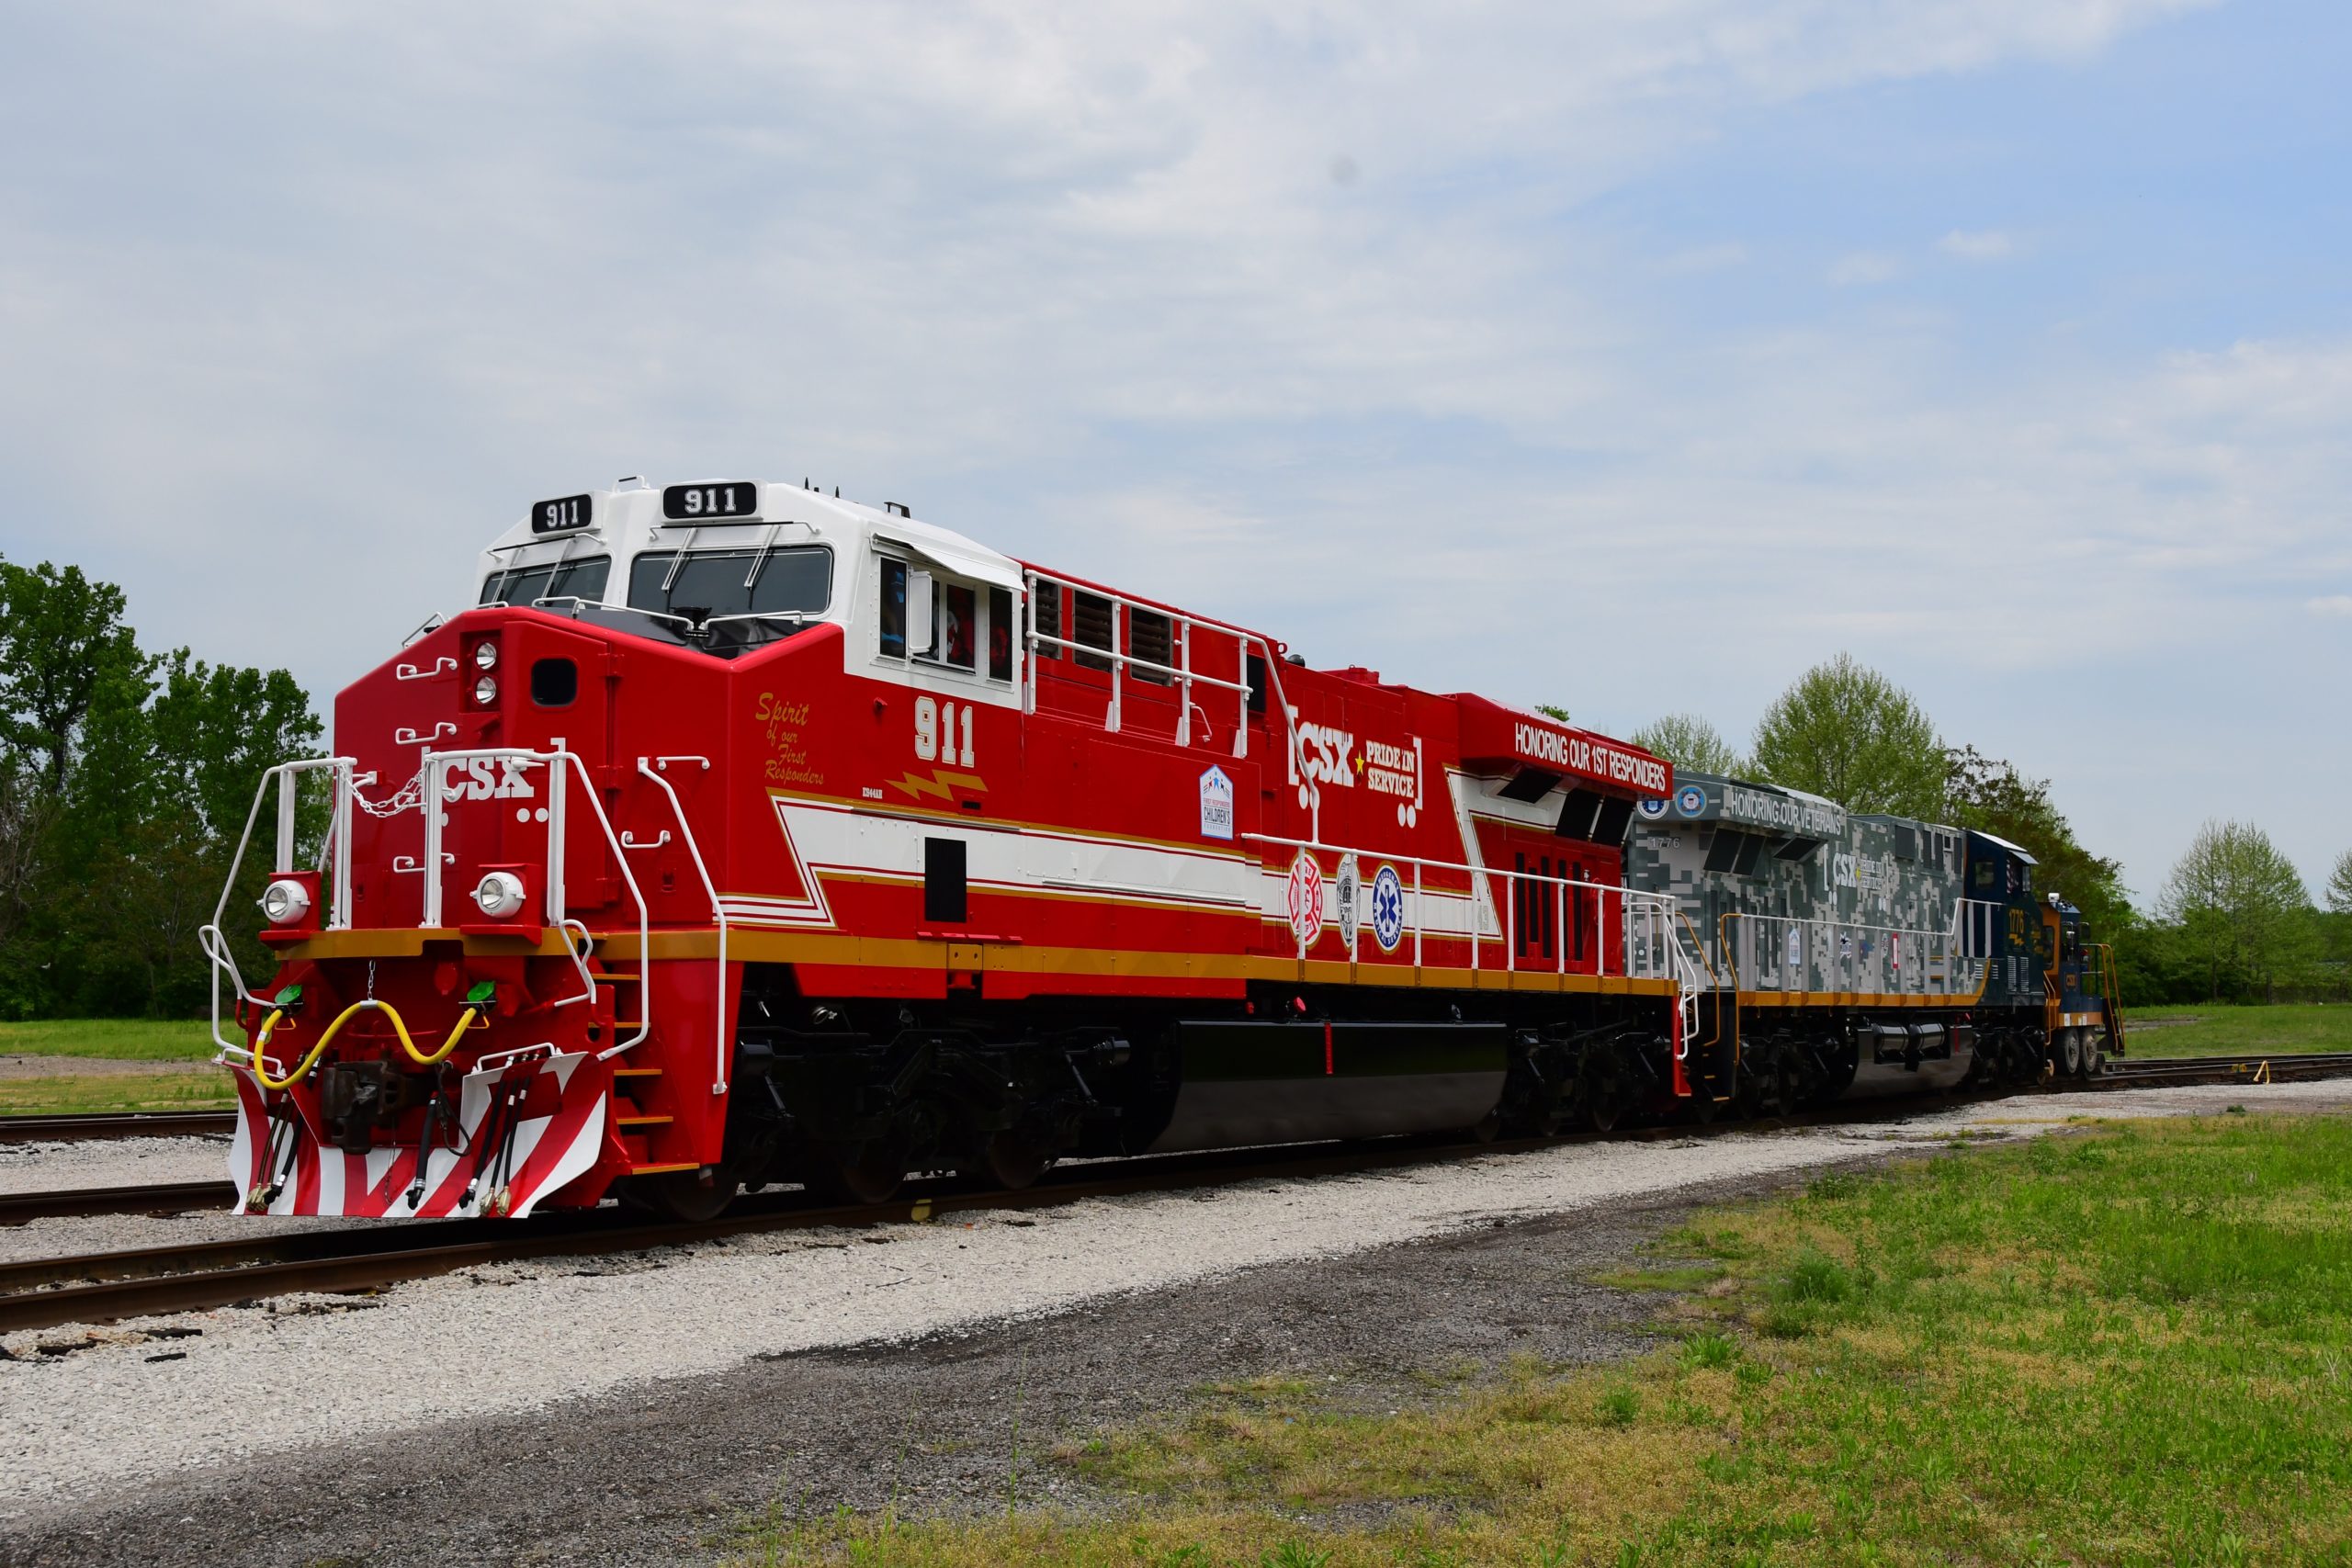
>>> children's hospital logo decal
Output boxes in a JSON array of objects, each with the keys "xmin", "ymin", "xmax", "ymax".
[
  {"xmin": 1371, "ymin": 863, "xmax": 1406, "ymax": 953},
  {"xmin": 1197, "ymin": 764, "xmax": 1234, "ymax": 841}
]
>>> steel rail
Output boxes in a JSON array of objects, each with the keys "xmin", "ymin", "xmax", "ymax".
[
  {"xmin": 0, "ymin": 1180, "xmax": 235, "ymax": 1225},
  {"xmin": 0, "ymin": 1111, "xmax": 235, "ymax": 1144},
  {"xmin": 2111, "ymin": 1051, "xmax": 2352, "ymax": 1067}
]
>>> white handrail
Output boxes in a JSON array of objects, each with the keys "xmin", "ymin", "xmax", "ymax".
[
  {"xmin": 416, "ymin": 745, "xmax": 652, "ymax": 1054},
  {"xmin": 1240, "ymin": 830, "xmax": 1683, "ymax": 973},
  {"xmin": 638, "ymin": 755, "xmax": 730, "ymax": 1093},
  {"xmin": 1023, "ymin": 567, "xmax": 1304, "ymax": 774},
  {"xmin": 202, "ymin": 756, "xmax": 356, "ymax": 1056},
  {"xmin": 1723, "ymin": 901, "xmax": 1999, "ymax": 999}
]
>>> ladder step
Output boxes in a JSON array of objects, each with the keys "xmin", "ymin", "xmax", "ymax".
[
  {"xmin": 613, "ymin": 1020, "xmax": 645, "ymax": 1030},
  {"xmin": 616, "ymin": 1113, "xmax": 673, "ymax": 1128},
  {"xmin": 598, "ymin": 973, "xmax": 644, "ymax": 983},
  {"xmin": 629, "ymin": 1161, "xmax": 698, "ymax": 1176},
  {"xmin": 614, "ymin": 1066, "xmax": 662, "ymax": 1078}
]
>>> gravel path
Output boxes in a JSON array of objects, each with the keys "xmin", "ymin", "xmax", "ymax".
[{"xmin": 2, "ymin": 1079, "xmax": 2346, "ymax": 1566}]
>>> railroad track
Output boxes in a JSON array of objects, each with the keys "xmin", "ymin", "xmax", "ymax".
[
  {"xmin": 6, "ymin": 1053, "xmax": 2348, "ymax": 1336},
  {"xmin": 0, "ymin": 1179, "xmax": 234, "ymax": 1225},
  {"xmin": 0, "ymin": 1111, "xmax": 235, "ymax": 1144},
  {"xmin": 2098, "ymin": 1051, "xmax": 2352, "ymax": 1084}
]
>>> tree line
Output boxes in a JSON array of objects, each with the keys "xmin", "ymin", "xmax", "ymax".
[
  {"xmin": 0, "ymin": 557, "xmax": 318, "ymax": 1019},
  {"xmin": 1603, "ymin": 654, "xmax": 2352, "ymax": 1006}
]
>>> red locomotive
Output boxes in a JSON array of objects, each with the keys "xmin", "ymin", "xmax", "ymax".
[{"xmin": 207, "ymin": 476, "xmax": 1692, "ymax": 1221}]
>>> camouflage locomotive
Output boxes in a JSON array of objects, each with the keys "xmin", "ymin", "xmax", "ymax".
[{"xmin": 1624, "ymin": 772, "xmax": 2122, "ymax": 1114}]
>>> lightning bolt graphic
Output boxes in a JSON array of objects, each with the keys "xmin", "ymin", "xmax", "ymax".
[{"xmin": 886, "ymin": 769, "xmax": 989, "ymax": 803}]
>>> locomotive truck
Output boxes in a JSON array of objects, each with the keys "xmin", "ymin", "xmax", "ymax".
[{"xmin": 204, "ymin": 476, "xmax": 2120, "ymax": 1221}]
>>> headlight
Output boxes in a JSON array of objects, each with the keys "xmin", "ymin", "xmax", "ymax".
[
  {"xmin": 473, "ymin": 674, "xmax": 499, "ymax": 705},
  {"xmin": 260, "ymin": 878, "xmax": 311, "ymax": 926},
  {"xmin": 472, "ymin": 639, "xmax": 499, "ymax": 671},
  {"xmin": 473, "ymin": 871, "xmax": 527, "ymax": 919}
]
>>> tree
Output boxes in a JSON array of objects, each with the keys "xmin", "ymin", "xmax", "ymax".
[
  {"xmin": 65, "ymin": 652, "xmax": 324, "ymax": 1013},
  {"xmin": 1629, "ymin": 714, "xmax": 1741, "ymax": 777},
  {"xmin": 0, "ymin": 555, "xmax": 320, "ymax": 1017},
  {"xmin": 0, "ymin": 558, "xmax": 146, "ymax": 791},
  {"xmin": 1943, "ymin": 746, "xmax": 2131, "ymax": 932},
  {"xmin": 2328, "ymin": 850, "xmax": 2352, "ymax": 916},
  {"xmin": 1535, "ymin": 704, "xmax": 1570, "ymax": 724},
  {"xmin": 1748, "ymin": 653, "xmax": 1945, "ymax": 818},
  {"xmin": 2158, "ymin": 821, "xmax": 2313, "ymax": 1003}
]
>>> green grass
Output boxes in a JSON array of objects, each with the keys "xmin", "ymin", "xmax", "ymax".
[
  {"xmin": 2120, "ymin": 1002, "xmax": 2352, "ymax": 1060},
  {"xmin": 726, "ymin": 1112, "xmax": 2352, "ymax": 1566},
  {"xmin": 0, "ymin": 1069, "xmax": 234, "ymax": 1116},
  {"xmin": 0, "ymin": 1017, "xmax": 221, "ymax": 1062}
]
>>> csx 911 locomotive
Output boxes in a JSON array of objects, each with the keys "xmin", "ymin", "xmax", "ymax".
[{"xmin": 206, "ymin": 476, "xmax": 2120, "ymax": 1221}]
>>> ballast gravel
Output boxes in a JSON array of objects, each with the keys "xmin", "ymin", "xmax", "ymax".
[
  {"xmin": 0, "ymin": 1134, "xmax": 227, "ymax": 1195},
  {"xmin": 2, "ymin": 1078, "xmax": 2347, "ymax": 1561},
  {"xmin": 0, "ymin": 1135, "xmax": 377, "ymax": 1269}
]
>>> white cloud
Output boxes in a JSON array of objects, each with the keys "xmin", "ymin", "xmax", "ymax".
[
  {"xmin": 2311, "ymin": 596, "xmax": 2352, "ymax": 617},
  {"xmin": 1939, "ymin": 228, "xmax": 2018, "ymax": 259},
  {"xmin": 1827, "ymin": 251, "xmax": 1904, "ymax": 286}
]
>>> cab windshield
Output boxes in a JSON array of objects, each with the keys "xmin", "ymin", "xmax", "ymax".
[
  {"xmin": 627, "ymin": 546, "xmax": 831, "ymax": 627},
  {"xmin": 480, "ymin": 554, "xmax": 610, "ymax": 608}
]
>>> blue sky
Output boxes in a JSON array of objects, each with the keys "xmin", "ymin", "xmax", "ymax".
[{"xmin": 2, "ymin": 1, "xmax": 2346, "ymax": 906}]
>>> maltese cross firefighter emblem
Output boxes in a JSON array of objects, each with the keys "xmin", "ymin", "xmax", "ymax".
[{"xmin": 1285, "ymin": 849, "xmax": 1325, "ymax": 954}]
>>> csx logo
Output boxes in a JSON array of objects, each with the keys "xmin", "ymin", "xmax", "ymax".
[
  {"xmin": 1292, "ymin": 721, "xmax": 1356, "ymax": 789},
  {"xmin": 441, "ymin": 758, "xmax": 537, "ymax": 802}
]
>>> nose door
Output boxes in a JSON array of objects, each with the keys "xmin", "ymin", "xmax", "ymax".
[{"xmin": 501, "ymin": 623, "xmax": 617, "ymax": 919}]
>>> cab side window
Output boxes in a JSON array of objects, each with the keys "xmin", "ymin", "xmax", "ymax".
[
  {"xmin": 876, "ymin": 554, "xmax": 1012, "ymax": 684},
  {"xmin": 877, "ymin": 559, "xmax": 908, "ymax": 659},
  {"xmin": 918, "ymin": 581, "xmax": 977, "ymax": 672},
  {"xmin": 988, "ymin": 587, "xmax": 1013, "ymax": 682}
]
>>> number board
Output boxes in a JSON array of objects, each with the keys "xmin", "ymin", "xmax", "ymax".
[
  {"xmin": 530, "ymin": 493, "xmax": 594, "ymax": 534},
  {"xmin": 662, "ymin": 481, "xmax": 763, "ymax": 522}
]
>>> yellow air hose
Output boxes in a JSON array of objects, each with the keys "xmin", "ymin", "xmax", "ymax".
[{"xmin": 250, "ymin": 998, "xmax": 481, "ymax": 1089}]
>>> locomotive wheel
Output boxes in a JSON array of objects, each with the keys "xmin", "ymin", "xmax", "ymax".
[
  {"xmin": 1736, "ymin": 1055, "xmax": 1792, "ymax": 1121},
  {"xmin": 2053, "ymin": 1029, "xmax": 2083, "ymax": 1078},
  {"xmin": 2082, "ymin": 1030, "xmax": 2106, "ymax": 1077},
  {"xmin": 632, "ymin": 1164, "xmax": 743, "ymax": 1224},
  {"xmin": 1686, "ymin": 1081, "xmax": 1721, "ymax": 1124},
  {"xmin": 976, "ymin": 1128, "xmax": 1051, "ymax": 1191},
  {"xmin": 807, "ymin": 1138, "xmax": 908, "ymax": 1206},
  {"xmin": 2009, "ymin": 1036, "xmax": 2043, "ymax": 1088},
  {"xmin": 1581, "ymin": 1074, "xmax": 1629, "ymax": 1134}
]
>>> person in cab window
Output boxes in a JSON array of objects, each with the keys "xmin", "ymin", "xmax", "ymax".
[
  {"xmin": 939, "ymin": 584, "xmax": 976, "ymax": 670},
  {"xmin": 987, "ymin": 586, "xmax": 1013, "ymax": 681}
]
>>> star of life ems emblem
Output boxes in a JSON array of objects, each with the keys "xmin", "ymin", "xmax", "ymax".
[{"xmin": 1371, "ymin": 864, "xmax": 1406, "ymax": 953}]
